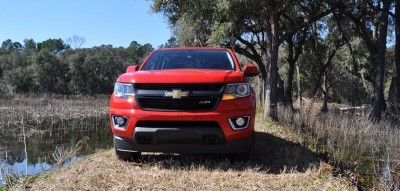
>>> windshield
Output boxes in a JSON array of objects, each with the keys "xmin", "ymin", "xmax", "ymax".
[{"xmin": 141, "ymin": 49, "xmax": 235, "ymax": 70}]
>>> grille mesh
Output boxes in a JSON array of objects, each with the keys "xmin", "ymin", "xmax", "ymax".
[
  {"xmin": 135, "ymin": 84, "xmax": 223, "ymax": 111},
  {"xmin": 137, "ymin": 97, "xmax": 218, "ymax": 111}
]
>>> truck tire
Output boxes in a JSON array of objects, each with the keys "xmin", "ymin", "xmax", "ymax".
[{"xmin": 115, "ymin": 148, "xmax": 141, "ymax": 161}]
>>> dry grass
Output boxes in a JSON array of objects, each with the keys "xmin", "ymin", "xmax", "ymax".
[
  {"xmin": 25, "ymin": 150, "xmax": 352, "ymax": 191},
  {"xmin": 278, "ymin": 99, "xmax": 400, "ymax": 190},
  {"xmin": 21, "ymin": 113, "xmax": 354, "ymax": 191},
  {"xmin": 0, "ymin": 94, "xmax": 108, "ymax": 129}
]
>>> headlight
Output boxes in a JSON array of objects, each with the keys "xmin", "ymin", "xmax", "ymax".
[
  {"xmin": 222, "ymin": 83, "xmax": 250, "ymax": 100},
  {"xmin": 114, "ymin": 82, "xmax": 134, "ymax": 98}
]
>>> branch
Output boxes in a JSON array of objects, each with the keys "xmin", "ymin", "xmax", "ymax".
[
  {"xmin": 279, "ymin": 6, "xmax": 333, "ymax": 44},
  {"xmin": 341, "ymin": 9, "xmax": 376, "ymax": 54},
  {"xmin": 234, "ymin": 36, "xmax": 266, "ymax": 78}
]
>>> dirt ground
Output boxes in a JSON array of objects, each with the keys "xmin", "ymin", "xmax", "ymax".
[{"xmin": 22, "ymin": 115, "xmax": 355, "ymax": 191}]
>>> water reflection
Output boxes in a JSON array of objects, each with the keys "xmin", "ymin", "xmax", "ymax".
[{"xmin": 0, "ymin": 115, "xmax": 113, "ymax": 186}]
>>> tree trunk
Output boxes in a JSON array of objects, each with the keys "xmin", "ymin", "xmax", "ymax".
[
  {"xmin": 259, "ymin": 75, "xmax": 265, "ymax": 107},
  {"xmin": 285, "ymin": 39, "xmax": 295, "ymax": 109},
  {"xmin": 264, "ymin": 48, "xmax": 272, "ymax": 119},
  {"xmin": 388, "ymin": 79, "xmax": 399, "ymax": 113},
  {"xmin": 263, "ymin": 9, "xmax": 279, "ymax": 121},
  {"xmin": 297, "ymin": 63, "xmax": 302, "ymax": 110},
  {"xmin": 256, "ymin": 60, "xmax": 267, "ymax": 107},
  {"xmin": 285, "ymin": 60, "xmax": 295, "ymax": 109},
  {"xmin": 285, "ymin": 34, "xmax": 305, "ymax": 110},
  {"xmin": 371, "ymin": 0, "xmax": 391, "ymax": 121},
  {"xmin": 269, "ymin": 13, "xmax": 280, "ymax": 121},
  {"xmin": 278, "ymin": 75, "xmax": 285, "ymax": 104},
  {"xmin": 388, "ymin": 0, "xmax": 400, "ymax": 115},
  {"xmin": 321, "ymin": 75, "xmax": 328, "ymax": 112}
]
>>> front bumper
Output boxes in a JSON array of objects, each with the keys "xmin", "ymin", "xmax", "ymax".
[
  {"xmin": 114, "ymin": 134, "xmax": 252, "ymax": 154},
  {"xmin": 110, "ymin": 94, "xmax": 256, "ymax": 153}
]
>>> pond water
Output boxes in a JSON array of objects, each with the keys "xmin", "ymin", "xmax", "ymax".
[{"xmin": 0, "ymin": 115, "xmax": 113, "ymax": 186}]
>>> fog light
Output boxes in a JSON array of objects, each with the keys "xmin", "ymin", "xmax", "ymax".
[
  {"xmin": 228, "ymin": 116, "xmax": 250, "ymax": 130},
  {"xmin": 116, "ymin": 116, "xmax": 125, "ymax": 126},
  {"xmin": 236, "ymin": 117, "xmax": 245, "ymax": 126},
  {"xmin": 112, "ymin": 115, "xmax": 129, "ymax": 129}
]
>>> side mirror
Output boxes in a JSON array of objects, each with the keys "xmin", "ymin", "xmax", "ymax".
[
  {"xmin": 243, "ymin": 64, "xmax": 258, "ymax": 77},
  {"xmin": 126, "ymin": 65, "xmax": 138, "ymax": 73}
]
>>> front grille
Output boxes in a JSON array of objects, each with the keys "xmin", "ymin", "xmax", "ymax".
[
  {"xmin": 135, "ymin": 84, "xmax": 224, "ymax": 111},
  {"xmin": 137, "ymin": 97, "xmax": 218, "ymax": 111},
  {"xmin": 136, "ymin": 121, "xmax": 220, "ymax": 128}
]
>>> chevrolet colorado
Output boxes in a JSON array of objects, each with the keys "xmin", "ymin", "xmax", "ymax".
[{"xmin": 109, "ymin": 47, "xmax": 258, "ymax": 160}]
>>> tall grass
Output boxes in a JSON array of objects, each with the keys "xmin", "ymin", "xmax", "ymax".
[
  {"xmin": 278, "ymin": 100, "xmax": 400, "ymax": 190},
  {"xmin": 0, "ymin": 94, "xmax": 109, "ymax": 130}
]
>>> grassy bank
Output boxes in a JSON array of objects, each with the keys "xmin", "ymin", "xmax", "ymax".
[
  {"xmin": 1, "ymin": 95, "xmax": 356, "ymax": 190},
  {"xmin": 21, "ymin": 114, "xmax": 354, "ymax": 190}
]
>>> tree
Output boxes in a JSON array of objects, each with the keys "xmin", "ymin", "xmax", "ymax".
[
  {"xmin": 0, "ymin": 38, "xmax": 154, "ymax": 95},
  {"xmin": 33, "ymin": 50, "xmax": 69, "ymax": 93},
  {"xmin": 13, "ymin": 42, "xmax": 23, "ymax": 53},
  {"xmin": 153, "ymin": 0, "xmax": 215, "ymax": 46},
  {"xmin": 300, "ymin": 20, "xmax": 345, "ymax": 111},
  {"xmin": 335, "ymin": 0, "xmax": 394, "ymax": 121},
  {"xmin": 127, "ymin": 41, "xmax": 154, "ymax": 63},
  {"xmin": 1, "ymin": 39, "xmax": 15, "ymax": 54},
  {"xmin": 158, "ymin": 37, "xmax": 178, "ymax": 48},
  {"xmin": 388, "ymin": 0, "xmax": 400, "ymax": 116},
  {"xmin": 137, "ymin": 43, "xmax": 154, "ymax": 58},
  {"xmin": 68, "ymin": 50, "xmax": 88, "ymax": 94},
  {"xmin": 372, "ymin": 0, "xmax": 391, "ymax": 120},
  {"xmin": 66, "ymin": 35, "xmax": 86, "ymax": 49},
  {"xmin": 283, "ymin": 28, "xmax": 308, "ymax": 109},
  {"xmin": 23, "ymin": 39, "xmax": 37, "ymax": 55},
  {"xmin": 0, "ymin": 51, "xmax": 36, "ymax": 93},
  {"xmin": 40, "ymin": 38, "xmax": 70, "ymax": 53},
  {"xmin": 68, "ymin": 46, "xmax": 127, "ymax": 94},
  {"xmin": 153, "ymin": 0, "xmax": 332, "ymax": 120}
]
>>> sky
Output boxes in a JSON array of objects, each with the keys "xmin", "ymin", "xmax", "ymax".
[{"xmin": 0, "ymin": 0, "xmax": 171, "ymax": 48}]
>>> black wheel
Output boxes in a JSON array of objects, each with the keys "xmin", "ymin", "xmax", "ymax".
[{"xmin": 115, "ymin": 148, "xmax": 141, "ymax": 161}]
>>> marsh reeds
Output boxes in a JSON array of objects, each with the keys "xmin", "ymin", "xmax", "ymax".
[
  {"xmin": 0, "ymin": 94, "xmax": 109, "ymax": 130},
  {"xmin": 0, "ymin": 94, "xmax": 111, "ymax": 188},
  {"xmin": 0, "ymin": 151, "xmax": 25, "ymax": 188},
  {"xmin": 278, "ymin": 100, "xmax": 400, "ymax": 190},
  {"xmin": 0, "ymin": 122, "xmax": 29, "ymax": 188}
]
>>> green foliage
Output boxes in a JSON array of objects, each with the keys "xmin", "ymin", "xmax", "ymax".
[
  {"xmin": 23, "ymin": 39, "xmax": 37, "ymax": 55},
  {"xmin": 153, "ymin": 0, "xmax": 399, "ymax": 114},
  {"xmin": 33, "ymin": 50, "xmax": 69, "ymax": 94},
  {"xmin": 153, "ymin": 0, "xmax": 217, "ymax": 46},
  {"xmin": 38, "ymin": 38, "xmax": 70, "ymax": 53},
  {"xmin": 0, "ymin": 37, "xmax": 155, "ymax": 95},
  {"xmin": 158, "ymin": 37, "xmax": 178, "ymax": 48},
  {"xmin": 206, "ymin": 22, "xmax": 232, "ymax": 46},
  {"xmin": 127, "ymin": 41, "xmax": 154, "ymax": 63},
  {"xmin": 0, "ymin": 51, "xmax": 36, "ymax": 93},
  {"xmin": 1, "ymin": 39, "xmax": 15, "ymax": 54},
  {"xmin": 68, "ymin": 46, "xmax": 128, "ymax": 94}
]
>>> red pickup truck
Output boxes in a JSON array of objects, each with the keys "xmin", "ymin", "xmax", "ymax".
[{"xmin": 109, "ymin": 47, "xmax": 258, "ymax": 160}]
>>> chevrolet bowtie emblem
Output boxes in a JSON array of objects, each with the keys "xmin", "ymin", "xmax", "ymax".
[{"xmin": 164, "ymin": 89, "xmax": 189, "ymax": 99}]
